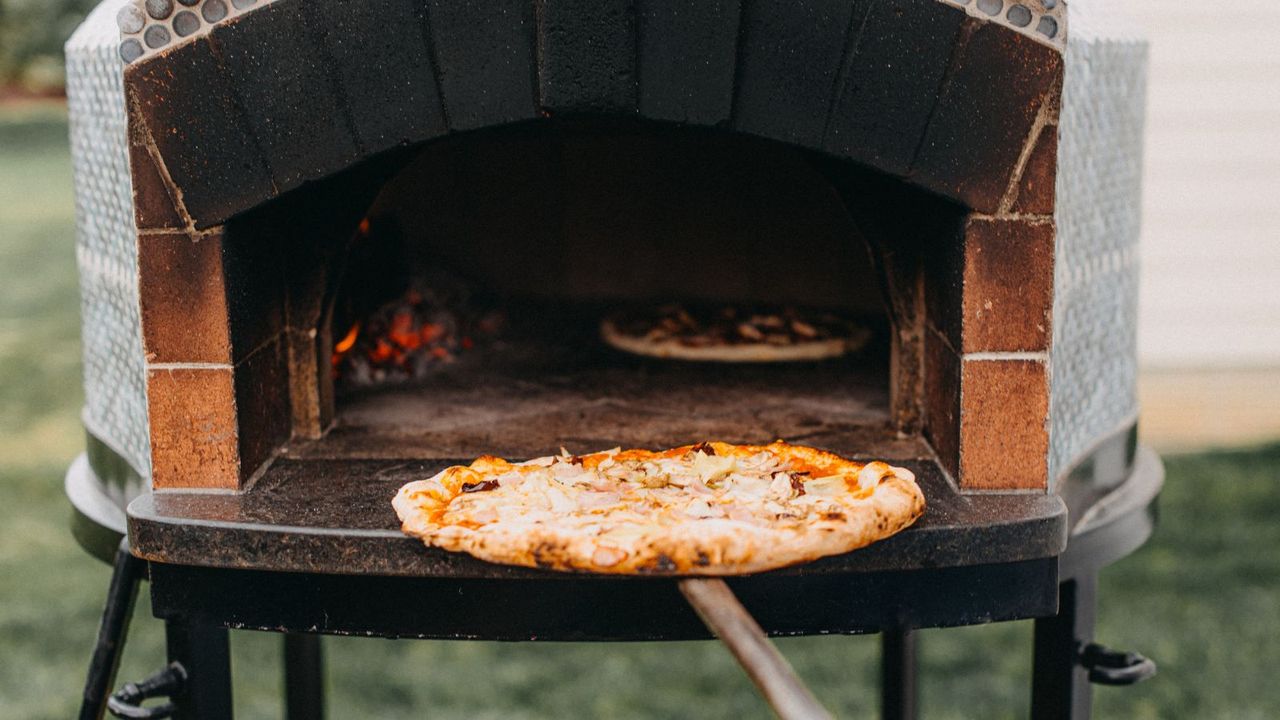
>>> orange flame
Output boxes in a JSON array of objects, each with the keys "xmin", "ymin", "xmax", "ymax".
[{"xmin": 334, "ymin": 323, "xmax": 360, "ymax": 354}]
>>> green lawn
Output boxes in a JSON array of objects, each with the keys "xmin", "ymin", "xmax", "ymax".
[{"xmin": 1, "ymin": 107, "xmax": 1278, "ymax": 719}]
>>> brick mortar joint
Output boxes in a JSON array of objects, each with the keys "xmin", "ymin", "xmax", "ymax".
[
  {"xmin": 996, "ymin": 91, "xmax": 1058, "ymax": 216},
  {"xmin": 145, "ymin": 332, "xmax": 282, "ymax": 373},
  {"xmin": 968, "ymin": 212, "xmax": 1054, "ymax": 224}
]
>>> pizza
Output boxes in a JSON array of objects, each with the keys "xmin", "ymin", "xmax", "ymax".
[
  {"xmin": 393, "ymin": 441, "xmax": 924, "ymax": 575},
  {"xmin": 600, "ymin": 305, "xmax": 871, "ymax": 363}
]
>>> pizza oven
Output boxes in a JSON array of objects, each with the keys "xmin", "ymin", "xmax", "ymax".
[{"xmin": 65, "ymin": 0, "xmax": 1161, "ymax": 717}]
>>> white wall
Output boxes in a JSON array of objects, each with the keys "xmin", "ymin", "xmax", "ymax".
[{"xmin": 1113, "ymin": 0, "xmax": 1280, "ymax": 367}]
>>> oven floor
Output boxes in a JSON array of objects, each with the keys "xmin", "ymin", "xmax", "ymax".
[{"xmin": 298, "ymin": 303, "xmax": 925, "ymax": 461}]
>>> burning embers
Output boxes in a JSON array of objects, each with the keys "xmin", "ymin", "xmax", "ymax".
[{"xmin": 330, "ymin": 281, "xmax": 502, "ymax": 388}]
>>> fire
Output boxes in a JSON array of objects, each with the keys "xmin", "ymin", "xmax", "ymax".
[
  {"xmin": 329, "ymin": 217, "xmax": 503, "ymax": 387},
  {"xmin": 334, "ymin": 323, "xmax": 360, "ymax": 354},
  {"xmin": 330, "ymin": 281, "xmax": 503, "ymax": 387}
]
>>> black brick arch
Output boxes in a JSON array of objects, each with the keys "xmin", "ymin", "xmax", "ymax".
[{"xmin": 125, "ymin": 0, "xmax": 1062, "ymax": 228}]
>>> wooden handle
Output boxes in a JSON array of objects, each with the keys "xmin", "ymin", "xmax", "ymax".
[{"xmin": 678, "ymin": 578, "xmax": 835, "ymax": 720}]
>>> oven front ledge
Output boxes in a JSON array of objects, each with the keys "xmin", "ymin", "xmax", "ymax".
[{"xmin": 126, "ymin": 457, "xmax": 1068, "ymax": 579}]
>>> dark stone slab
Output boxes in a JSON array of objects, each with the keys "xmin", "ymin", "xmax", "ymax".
[
  {"xmin": 211, "ymin": 3, "xmax": 361, "ymax": 193},
  {"xmin": 426, "ymin": 0, "xmax": 538, "ymax": 130},
  {"xmin": 538, "ymin": 0, "xmax": 637, "ymax": 114},
  {"xmin": 134, "ymin": 449, "xmax": 1163, "ymax": 641},
  {"xmin": 911, "ymin": 20, "xmax": 1063, "ymax": 213},
  {"xmin": 732, "ymin": 0, "xmax": 864, "ymax": 148},
  {"xmin": 129, "ymin": 457, "xmax": 1066, "ymax": 578},
  {"xmin": 125, "ymin": 39, "xmax": 274, "ymax": 228},
  {"xmin": 147, "ymin": 558, "xmax": 1059, "ymax": 639},
  {"xmin": 824, "ymin": 0, "xmax": 966, "ymax": 176},
  {"xmin": 302, "ymin": 0, "xmax": 448, "ymax": 155},
  {"xmin": 636, "ymin": 0, "xmax": 741, "ymax": 125}
]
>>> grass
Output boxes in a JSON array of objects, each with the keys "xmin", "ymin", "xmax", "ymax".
[{"xmin": 1, "ymin": 107, "xmax": 1278, "ymax": 719}]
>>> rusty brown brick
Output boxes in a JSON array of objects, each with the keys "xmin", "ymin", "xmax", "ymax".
[
  {"xmin": 961, "ymin": 218, "xmax": 1054, "ymax": 353},
  {"xmin": 138, "ymin": 231, "xmax": 232, "ymax": 365},
  {"xmin": 958, "ymin": 358, "xmax": 1049, "ymax": 489},
  {"xmin": 147, "ymin": 366, "xmax": 240, "ymax": 489},
  {"xmin": 1011, "ymin": 124, "xmax": 1059, "ymax": 215}
]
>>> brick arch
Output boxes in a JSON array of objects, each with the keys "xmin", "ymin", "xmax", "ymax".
[
  {"xmin": 124, "ymin": 0, "xmax": 1063, "ymax": 230},
  {"xmin": 127, "ymin": 0, "xmax": 1067, "ymax": 492}
]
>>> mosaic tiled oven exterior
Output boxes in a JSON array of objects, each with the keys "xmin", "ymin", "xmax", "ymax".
[{"xmin": 66, "ymin": 0, "xmax": 1146, "ymax": 493}]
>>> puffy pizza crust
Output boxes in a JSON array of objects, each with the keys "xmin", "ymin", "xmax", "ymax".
[
  {"xmin": 599, "ymin": 317, "xmax": 871, "ymax": 363},
  {"xmin": 393, "ymin": 442, "xmax": 925, "ymax": 575}
]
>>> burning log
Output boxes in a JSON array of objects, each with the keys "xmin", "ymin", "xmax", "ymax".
[{"xmin": 331, "ymin": 282, "xmax": 503, "ymax": 389}]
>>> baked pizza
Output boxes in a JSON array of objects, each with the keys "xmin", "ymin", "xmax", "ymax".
[
  {"xmin": 393, "ymin": 441, "xmax": 924, "ymax": 575},
  {"xmin": 600, "ymin": 305, "xmax": 871, "ymax": 362}
]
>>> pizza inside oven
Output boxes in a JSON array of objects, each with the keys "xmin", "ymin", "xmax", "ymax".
[{"xmin": 601, "ymin": 304, "xmax": 872, "ymax": 363}]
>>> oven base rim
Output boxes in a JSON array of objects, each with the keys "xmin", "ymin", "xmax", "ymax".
[{"xmin": 145, "ymin": 557, "xmax": 1062, "ymax": 641}]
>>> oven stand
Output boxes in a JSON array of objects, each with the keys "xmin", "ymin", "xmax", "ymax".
[
  {"xmin": 1031, "ymin": 575, "xmax": 1097, "ymax": 720},
  {"xmin": 76, "ymin": 541, "xmax": 323, "ymax": 720},
  {"xmin": 79, "ymin": 539, "xmax": 145, "ymax": 720},
  {"xmin": 881, "ymin": 626, "xmax": 918, "ymax": 720},
  {"xmin": 91, "ymin": 563, "xmax": 1149, "ymax": 720}
]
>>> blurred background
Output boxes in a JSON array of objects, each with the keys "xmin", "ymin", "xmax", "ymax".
[{"xmin": 1, "ymin": 1, "xmax": 1276, "ymax": 718}]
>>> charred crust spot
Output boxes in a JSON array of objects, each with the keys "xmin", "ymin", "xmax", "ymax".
[
  {"xmin": 788, "ymin": 474, "xmax": 807, "ymax": 496},
  {"xmin": 691, "ymin": 441, "xmax": 716, "ymax": 456},
  {"xmin": 461, "ymin": 480, "xmax": 500, "ymax": 493},
  {"xmin": 639, "ymin": 553, "xmax": 678, "ymax": 574},
  {"xmin": 531, "ymin": 541, "xmax": 560, "ymax": 569},
  {"xmin": 695, "ymin": 551, "xmax": 711, "ymax": 567},
  {"xmin": 822, "ymin": 511, "xmax": 846, "ymax": 521},
  {"xmin": 532, "ymin": 549, "xmax": 553, "ymax": 569}
]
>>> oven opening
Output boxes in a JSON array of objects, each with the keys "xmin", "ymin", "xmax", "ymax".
[{"xmin": 275, "ymin": 119, "xmax": 959, "ymax": 463}]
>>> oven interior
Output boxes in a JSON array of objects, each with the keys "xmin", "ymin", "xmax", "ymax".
[{"xmin": 222, "ymin": 119, "xmax": 967, "ymax": 475}]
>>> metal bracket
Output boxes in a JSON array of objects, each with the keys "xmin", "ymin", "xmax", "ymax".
[
  {"xmin": 107, "ymin": 663, "xmax": 186, "ymax": 719},
  {"xmin": 1079, "ymin": 643, "xmax": 1157, "ymax": 686}
]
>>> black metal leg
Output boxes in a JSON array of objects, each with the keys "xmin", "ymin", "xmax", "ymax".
[
  {"xmin": 79, "ymin": 539, "xmax": 146, "ymax": 720},
  {"xmin": 881, "ymin": 626, "xmax": 918, "ymax": 720},
  {"xmin": 166, "ymin": 615, "xmax": 234, "ymax": 720},
  {"xmin": 284, "ymin": 634, "xmax": 325, "ymax": 720},
  {"xmin": 1032, "ymin": 575, "xmax": 1097, "ymax": 720}
]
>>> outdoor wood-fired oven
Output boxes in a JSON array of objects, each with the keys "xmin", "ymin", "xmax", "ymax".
[{"xmin": 63, "ymin": 0, "xmax": 1162, "ymax": 718}]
